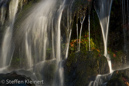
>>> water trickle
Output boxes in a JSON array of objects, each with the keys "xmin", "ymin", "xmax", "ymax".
[
  {"xmin": 94, "ymin": 0, "xmax": 113, "ymax": 73},
  {"xmin": 76, "ymin": 23, "xmax": 79, "ymax": 50},
  {"xmin": 65, "ymin": 29, "xmax": 72, "ymax": 59},
  {"xmin": 78, "ymin": 16, "xmax": 86, "ymax": 51},
  {"xmin": 65, "ymin": 0, "xmax": 75, "ymax": 59},
  {"xmin": 25, "ymin": 32, "xmax": 33, "ymax": 68},
  {"xmin": 88, "ymin": 14, "xmax": 91, "ymax": 51}
]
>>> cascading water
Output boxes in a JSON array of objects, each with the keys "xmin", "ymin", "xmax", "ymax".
[
  {"xmin": 0, "ymin": 0, "xmax": 19, "ymax": 68},
  {"xmin": 88, "ymin": 0, "xmax": 113, "ymax": 85},
  {"xmin": 0, "ymin": 0, "xmax": 67, "ymax": 86},
  {"xmin": 65, "ymin": 0, "xmax": 75, "ymax": 59},
  {"xmin": 1, "ymin": 0, "xmax": 128, "ymax": 86},
  {"xmin": 53, "ymin": 1, "xmax": 65, "ymax": 86},
  {"xmin": 94, "ymin": 0, "xmax": 113, "ymax": 73}
]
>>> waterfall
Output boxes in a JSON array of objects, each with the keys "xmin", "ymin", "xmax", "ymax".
[
  {"xmin": 0, "ymin": 0, "xmax": 19, "ymax": 68},
  {"xmin": 13, "ymin": 0, "xmax": 65, "ymax": 85},
  {"xmin": 0, "ymin": 0, "xmax": 66, "ymax": 85},
  {"xmin": 78, "ymin": 16, "xmax": 86, "ymax": 51},
  {"xmin": 65, "ymin": 0, "xmax": 75, "ymax": 59},
  {"xmin": 94, "ymin": 0, "xmax": 113, "ymax": 73},
  {"xmin": 53, "ymin": 0, "xmax": 66, "ymax": 85}
]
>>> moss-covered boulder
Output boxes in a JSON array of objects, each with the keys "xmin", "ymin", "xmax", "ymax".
[{"xmin": 64, "ymin": 50, "xmax": 109, "ymax": 86}]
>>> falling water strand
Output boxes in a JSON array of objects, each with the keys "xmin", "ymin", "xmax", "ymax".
[
  {"xmin": 65, "ymin": 7, "xmax": 70, "ymax": 59},
  {"xmin": 78, "ymin": 16, "xmax": 86, "ymax": 51},
  {"xmin": 52, "ymin": 18, "xmax": 55, "ymax": 59},
  {"xmin": 88, "ymin": 14, "xmax": 91, "ymax": 51},
  {"xmin": 76, "ymin": 23, "xmax": 79, "ymax": 50},
  {"xmin": 53, "ymin": 0, "xmax": 65, "ymax": 86},
  {"xmin": 57, "ymin": 2, "xmax": 65, "ymax": 85},
  {"xmin": 65, "ymin": 29, "xmax": 72, "ymax": 59},
  {"xmin": 65, "ymin": 0, "xmax": 75, "ymax": 59},
  {"xmin": 65, "ymin": 0, "xmax": 74, "ymax": 58},
  {"xmin": 25, "ymin": 32, "xmax": 33, "ymax": 68},
  {"xmin": 94, "ymin": 0, "xmax": 113, "ymax": 73},
  {"xmin": 0, "ymin": 0, "xmax": 19, "ymax": 68}
]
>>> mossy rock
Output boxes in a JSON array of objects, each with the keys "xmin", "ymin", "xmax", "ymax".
[{"xmin": 64, "ymin": 51, "xmax": 109, "ymax": 86}]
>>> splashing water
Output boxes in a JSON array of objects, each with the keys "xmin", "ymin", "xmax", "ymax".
[{"xmin": 88, "ymin": 74, "xmax": 112, "ymax": 86}]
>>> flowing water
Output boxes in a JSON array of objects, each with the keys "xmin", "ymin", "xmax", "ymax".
[
  {"xmin": 76, "ymin": 23, "xmax": 79, "ymax": 50},
  {"xmin": 78, "ymin": 16, "xmax": 86, "ymax": 51},
  {"xmin": 0, "ymin": 0, "xmax": 67, "ymax": 86},
  {"xmin": 94, "ymin": 0, "xmax": 113, "ymax": 73},
  {"xmin": 1, "ymin": 0, "xmax": 128, "ymax": 86},
  {"xmin": 0, "ymin": 0, "xmax": 19, "ymax": 68},
  {"xmin": 88, "ymin": 0, "xmax": 113, "ymax": 85},
  {"xmin": 65, "ymin": 0, "xmax": 74, "ymax": 59},
  {"xmin": 65, "ymin": 29, "xmax": 72, "ymax": 59}
]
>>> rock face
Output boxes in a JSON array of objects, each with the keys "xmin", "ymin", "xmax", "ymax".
[{"xmin": 0, "ymin": 71, "xmax": 35, "ymax": 86}]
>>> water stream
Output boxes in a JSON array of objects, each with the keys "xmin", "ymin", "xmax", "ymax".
[
  {"xmin": 0, "ymin": 0, "xmax": 128, "ymax": 86},
  {"xmin": 0, "ymin": 0, "xmax": 19, "ymax": 68},
  {"xmin": 78, "ymin": 16, "xmax": 86, "ymax": 51},
  {"xmin": 95, "ymin": 0, "xmax": 113, "ymax": 73},
  {"xmin": 0, "ymin": 0, "xmax": 66, "ymax": 86}
]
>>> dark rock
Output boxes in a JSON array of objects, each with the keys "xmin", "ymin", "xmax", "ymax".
[{"xmin": 0, "ymin": 71, "xmax": 35, "ymax": 86}]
